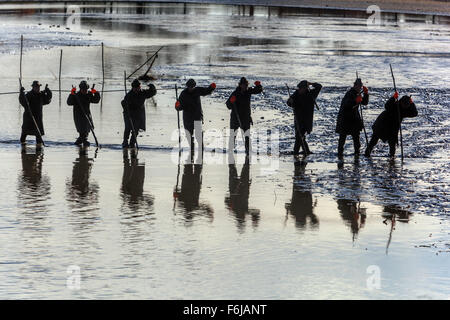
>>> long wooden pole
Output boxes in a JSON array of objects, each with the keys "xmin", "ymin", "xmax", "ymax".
[
  {"xmin": 389, "ymin": 64, "xmax": 403, "ymax": 161},
  {"xmin": 127, "ymin": 46, "xmax": 164, "ymax": 80},
  {"xmin": 141, "ymin": 53, "xmax": 158, "ymax": 78},
  {"xmin": 356, "ymin": 71, "xmax": 369, "ymax": 146},
  {"xmin": 20, "ymin": 35, "xmax": 23, "ymax": 81},
  {"xmin": 175, "ymin": 84, "xmax": 181, "ymax": 150},
  {"xmin": 101, "ymin": 42, "xmax": 105, "ymax": 109}
]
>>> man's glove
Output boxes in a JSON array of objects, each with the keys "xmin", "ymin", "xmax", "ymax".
[
  {"xmin": 254, "ymin": 81, "xmax": 261, "ymax": 86},
  {"xmin": 90, "ymin": 88, "xmax": 97, "ymax": 94},
  {"xmin": 210, "ymin": 83, "xmax": 216, "ymax": 89},
  {"xmin": 71, "ymin": 87, "xmax": 76, "ymax": 95},
  {"xmin": 175, "ymin": 100, "xmax": 181, "ymax": 110},
  {"xmin": 393, "ymin": 91, "xmax": 399, "ymax": 100},
  {"xmin": 20, "ymin": 87, "xmax": 25, "ymax": 93},
  {"xmin": 230, "ymin": 95, "xmax": 236, "ymax": 104},
  {"xmin": 356, "ymin": 95, "xmax": 363, "ymax": 104}
]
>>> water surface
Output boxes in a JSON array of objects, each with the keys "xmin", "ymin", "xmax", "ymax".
[{"xmin": 0, "ymin": 4, "xmax": 449, "ymax": 299}]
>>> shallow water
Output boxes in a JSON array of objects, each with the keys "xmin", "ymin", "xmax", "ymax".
[{"xmin": 0, "ymin": 3, "xmax": 449, "ymax": 299}]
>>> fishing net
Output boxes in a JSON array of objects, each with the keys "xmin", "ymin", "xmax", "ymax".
[{"xmin": 1, "ymin": 36, "xmax": 163, "ymax": 101}]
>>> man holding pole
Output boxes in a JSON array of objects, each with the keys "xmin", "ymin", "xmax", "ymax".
[
  {"xmin": 175, "ymin": 78, "xmax": 216, "ymax": 155},
  {"xmin": 287, "ymin": 80, "xmax": 322, "ymax": 156},
  {"xmin": 19, "ymin": 80, "xmax": 52, "ymax": 148},
  {"xmin": 364, "ymin": 93, "xmax": 417, "ymax": 158},
  {"xmin": 121, "ymin": 79, "xmax": 157, "ymax": 148},
  {"xmin": 335, "ymin": 78, "xmax": 369, "ymax": 157},
  {"xmin": 67, "ymin": 80, "xmax": 101, "ymax": 147}
]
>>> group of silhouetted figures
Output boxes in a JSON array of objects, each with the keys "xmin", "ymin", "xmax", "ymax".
[{"xmin": 19, "ymin": 76, "xmax": 417, "ymax": 157}]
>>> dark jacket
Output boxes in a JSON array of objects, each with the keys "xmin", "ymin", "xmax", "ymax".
[
  {"xmin": 178, "ymin": 85, "xmax": 214, "ymax": 132},
  {"xmin": 336, "ymin": 87, "xmax": 369, "ymax": 135},
  {"xmin": 19, "ymin": 88, "xmax": 52, "ymax": 135},
  {"xmin": 67, "ymin": 91, "xmax": 101, "ymax": 134},
  {"xmin": 287, "ymin": 83, "xmax": 322, "ymax": 134},
  {"xmin": 226, "ymin": 84, "xmax": 263, "ymax": 130},
  {"xmin": 372, "ymin": 97, "xmax": 418, "ymax": 143},
  {"xmin": 121, "ymin": 84, "xmax": 157, "ymax": 132}
]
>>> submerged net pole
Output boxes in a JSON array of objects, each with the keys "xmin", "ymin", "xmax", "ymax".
[
  {"xmin": 59, "ymin": 49, "xmax": 63, "ymax": 107},
  {"xmin": 19, "ymin": 35, "xmax": 23, "ymax": 81},
  {"xmin": 101, "ymin": 42, "xmax": 105, "ymax": 109}
]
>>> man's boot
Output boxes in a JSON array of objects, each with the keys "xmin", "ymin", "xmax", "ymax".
[{"xmin": 74, "ymin": 136, "xmax": 83, "ymax": 146}]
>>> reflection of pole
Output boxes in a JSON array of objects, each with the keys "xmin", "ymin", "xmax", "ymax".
[
  {"xmin": 175, "ymin": 84, "xmax": 181, "ymax": 150},
  {"xmin": 59, "ymin": 49, "xmax": 63, "ymax": 107},
  {"xmin": 101, "ymin": 42, "xmax": 105, "ymax": 110},
  {"xmin": 173, "ymin": 162, "xmax": 180, "ymax": 211},
  {"xmin": 172, "ymin": 148, "xmax": 181, "ymax": 212},
  {"xmin": 385, "ymin": 215, "xmax": 395, "ymax": 255}
]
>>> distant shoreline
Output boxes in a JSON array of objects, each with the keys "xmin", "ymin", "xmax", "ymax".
[{"xmin": 0, "ymin": 0, "xmax": 449, "ymax": 17}]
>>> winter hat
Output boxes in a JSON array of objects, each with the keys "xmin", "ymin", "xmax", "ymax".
[
  {"xmin": 297, "ymin": 80, "xmax": 308, "ymax": 89},
  {"xmin": 79, "ymin": 81, "xmax": 89, "ymax": 90},
  {"xmin": 400, "ymin": 95, "xmax": 414, "ymax": 107},
  {"xmin": 186, "ymin": 78, "xmax": 196, "ymax": 88},
  {"xmin": 31, "ymin": 80, "xmax": 41, "ymax": 87},
  {"xmin": 239, "ymin": 77, "xmax": 248, "ymax": 85},
  {"xmin": 354, "ymin": 78, "xmax": 363, "ymax": 87},
  {"xmin": 132, "ymin": 79, "xmax": 141, "ymax": 88}
]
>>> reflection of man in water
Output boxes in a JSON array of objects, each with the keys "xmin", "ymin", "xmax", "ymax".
[
  {"xmin": 173, "ymin": 164, "xmax": 213, "ymax": 224},
  {"xmin": 66, "ymin": 148, "xmax": 99, "ymax": 212},
  {"xmin": 225, "ymin": 159, "xmax": 260, "ymax": 232},
  {"xmin": 20, "ymin": 149, "xmax": 44, "ymax": 187},
  {"xmin": 18, "ymin": 149, "xmax": 51, "ymax": 213},
  {"xmin": 120, "ymin": 151, "xmax": 154, "ymax": 213},
  {"xmin": 285, "ymin": 160, "xmax": 318, "ymax": 229},
  {"xmin": 337, "ymin": 199, "xmax": 366, "ymax": 241}
]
